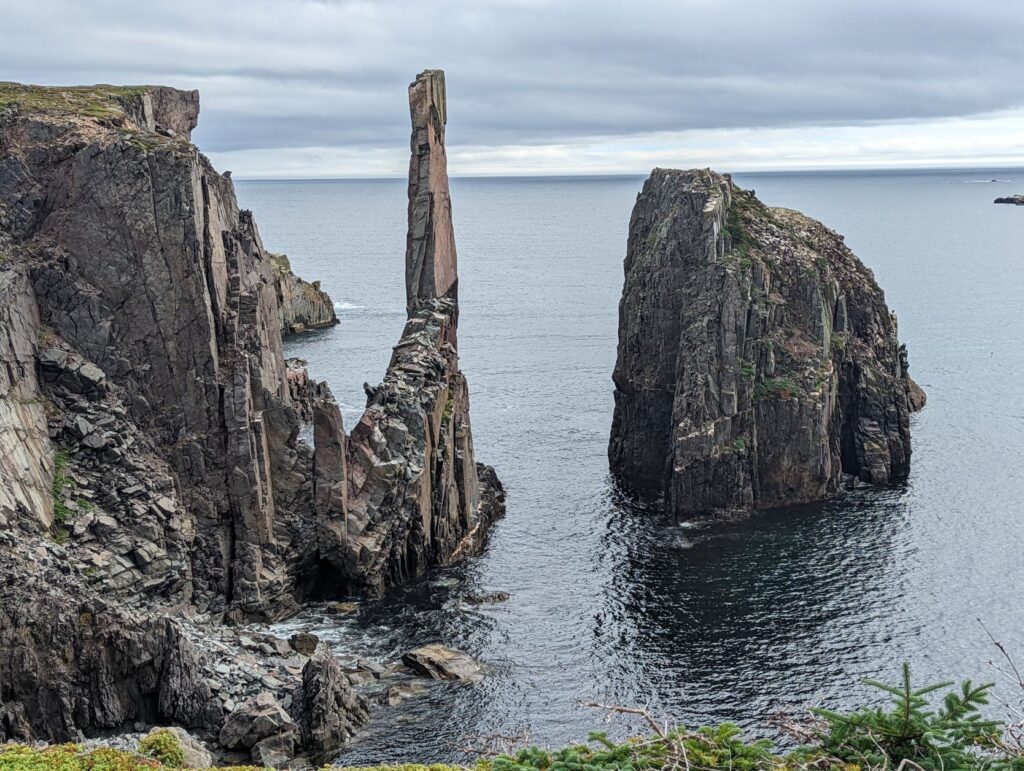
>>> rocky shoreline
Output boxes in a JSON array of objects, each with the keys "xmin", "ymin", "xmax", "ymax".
[{"xmin": 0, "ymin": 72, "xmax": 502, "ymax": 766}]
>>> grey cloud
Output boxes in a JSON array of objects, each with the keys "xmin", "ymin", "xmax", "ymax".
[{"xmin": 1, "ymin": 0, "xmax": 1021, "ymax": 154}]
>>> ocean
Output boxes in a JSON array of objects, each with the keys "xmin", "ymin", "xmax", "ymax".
[{"xmin": 235, "ymin": 168, "xmax": 1024, "ymax": 763}]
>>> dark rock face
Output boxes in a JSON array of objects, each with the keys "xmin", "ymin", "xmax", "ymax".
[
  {"xmin": 0, "ymin": 75, "xmax": 500, "ymax": 753},
  {"xmin": 610, "ymin": 169, "xmax": 924, "ymax": 517},
  {"xmin": 994, "ymin": 194, "xmax": 1024, "ymax": 205}
]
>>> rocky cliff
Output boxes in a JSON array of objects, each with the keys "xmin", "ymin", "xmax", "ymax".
[
  {"xmin": 610, "ymin": 169, "xmax": 924, "ymax": 517},
  {"xmin": 0, "ymin": 74, "xmax": 501, "ymax": 758},
  {"xmin": 271, "ymin": 252, "xmax": 338, "ymax": 334}
]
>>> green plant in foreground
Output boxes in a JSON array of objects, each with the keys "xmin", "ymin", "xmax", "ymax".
[
  {"xmin": 807, "ymin": 663, "xmax": 1009, "ymax": 771},
  {"xmin": 137, "ymin": 730, "xmax": 185, "ymax": 769}
]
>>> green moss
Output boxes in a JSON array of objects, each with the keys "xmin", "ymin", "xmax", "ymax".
[
  {"xmin": 754, "ymin": 377, "xmax": 802, "ymax": 400},
  {"xmin": 137, "ymin": 731, "xmax": 184, "ymax": 769},
  {"xmin": 0, "ymin": 82, "xmax": 150, "ymax": 119}
]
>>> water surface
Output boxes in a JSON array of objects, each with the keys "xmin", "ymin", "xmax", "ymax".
[{"xmin": 236, "ymin": 169, "xmax": 1024, "ymax": 763}]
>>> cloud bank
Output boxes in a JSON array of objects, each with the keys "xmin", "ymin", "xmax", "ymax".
[{"xmin": 2, "ymin": 0, "xmax": 1022, "ymax": 175}]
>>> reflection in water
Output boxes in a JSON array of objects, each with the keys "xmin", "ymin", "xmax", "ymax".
[{"xmin": 240, "ymin": 169, "xmax": 1024, "ymax": 765}]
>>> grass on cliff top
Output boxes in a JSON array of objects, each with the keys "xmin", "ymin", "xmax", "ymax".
[
  {"xmin": 0, "ymin": 83, "xmax": 150, "ymax": 118},
  {"xmin": 2, "ymin": 665, "xmax": 1023, "ymax": 771}
]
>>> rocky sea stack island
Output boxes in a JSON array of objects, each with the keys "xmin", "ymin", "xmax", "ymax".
[
  {"xmin": 0, "ymin": 72, "xmax": 502, "ymax": 764},
  {"xmin": 609, "ymin": 169, "xmax": 925, "ymax": 517}
]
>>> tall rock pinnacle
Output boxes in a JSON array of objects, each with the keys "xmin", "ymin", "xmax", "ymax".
[{"xmin": 406, "ymin": 69, "xmax": 458, "ymax": 324}]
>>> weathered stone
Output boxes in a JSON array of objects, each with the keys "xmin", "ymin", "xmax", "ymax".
[
  {"xmin": 218, "ymin": 693, "xmax": 296, "ymax": 750},
  {"xmin": 271, "ymin": 253, "xmax": 338, "ymax": 335},
  {"xmin": 292, "ymin": 649, "xmax": 369, "ymax": 754},
  {"xmin": 406, "ymin": 69, "xmax": 458, "ymax": 316},
  {"xmin": 402, "ymin": 643, "xmax": 487, "ymax": 682},
  {"xmin": 289, "ymin": 632, "xmax": 320, "ymax": 656},
  {"xmin": 609, "ymin": 169, "xmax": 924, "ymax": 516}
]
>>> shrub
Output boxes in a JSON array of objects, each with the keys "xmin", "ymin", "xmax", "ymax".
[{"xmin": 137, "ymin": 730, "xmax": 185, "ymax": 769}]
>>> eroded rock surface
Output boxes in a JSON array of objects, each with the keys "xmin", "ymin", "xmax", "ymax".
[
  {"xmin": 271, "ymin": 253, "xmax": 338, "ymax": 334},
  {"xmin": 312, "ymin": 69, "xmax": 504, "ymax": 596},
  {"xmin": 610, "ymin": 169, "xmax": 924, "ymax": 517}
]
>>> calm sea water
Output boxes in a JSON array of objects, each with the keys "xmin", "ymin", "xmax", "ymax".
[{"xmin": 236, "ymin": 169, "xmax": 1024, "ymax": 763}]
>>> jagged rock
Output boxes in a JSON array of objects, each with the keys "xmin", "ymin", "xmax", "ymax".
[
  {"xmin": 464, "ymin": 591, "xmax": 511, "ymax": 605},
  {"xmin": 293, "ymin": 649, "xmax": 369, "ymax": 754},
  {"xmin": 271, "ymin": 253, "xmax": 338, "ymax": 334},
  {"xmin": 218, "ymin": 692, "xmax": 296, "ymax": 750},
  {"xmin": 289, "ymin": 632, "xmax": 320, "ymax": 656},
  {"xmin": 311, "ymin": 69, "xmax": 504, "ymax": 596},
  {"xmin": 402, "ymin": 643, "xmax": 487, "ymax": 682},
  {"xmin": 609, "ymin": 169, "xmax": 924, "ymax": 516},
  {"xmin": 382, "ymin": 681, "xmax": 427, "ymax": 706},
  {"xmin": 994, "ymin": 194, "xmax": 1024, "ymax": 205}
]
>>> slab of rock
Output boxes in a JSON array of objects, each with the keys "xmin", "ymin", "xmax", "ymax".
[
  {"xmin": 610, "ymin": 169, "xmax": 924, "ymax": 516},
  {"xmin": 402, "ymin": 643, "xmax": 486, "ymax": 682},
  {"xmin": 271, "ymin": 253, "xmax": 338, "ymax": 334},
  {"xmin": 994, "ymin": 194, "xmax": 1024, "ymax": 205},
  {"xmin": 218, "ymin": 692, "xmax": 297, "ymax": 750}
]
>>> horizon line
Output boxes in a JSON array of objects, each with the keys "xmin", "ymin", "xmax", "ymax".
[{"xmin": 231, "ymin": 162, "xmax": 1024, "ymax": 183}]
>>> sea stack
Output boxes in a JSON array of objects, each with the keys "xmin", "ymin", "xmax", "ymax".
[
  {"xmin": 609, "ymin": 169, "xmax": 924, "ymax": 517},
  {"xmin": 313, "ymin": 69, "xmax": 504, "ymax": 595}
]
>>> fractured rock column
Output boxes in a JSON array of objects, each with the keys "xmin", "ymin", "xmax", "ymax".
[
  {"xmin": 406, "ymin": 69, "xmax": 458, "ymax": 327},
  {"xmin": 312, "ymin": 69, "xmax": 504, "ymax": 597}
]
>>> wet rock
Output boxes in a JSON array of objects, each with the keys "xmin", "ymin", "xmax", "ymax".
[
  {"xmin": 382, "ymin": 681, "xmax": 428, "ymax": 706},
  {"xmin": 464, "ymin": 591, "xmax": 511, "ymax": 605},
  {"xmin": 994, "ymin": 194, "xmax": 1024, "ymax": 205},
  {"xmin": 402, "ymin": 643, "xmax": 487, "ymax": 682}
]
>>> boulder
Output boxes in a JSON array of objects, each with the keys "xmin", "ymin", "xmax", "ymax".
[
  {"xmin": 218, "ymin": 693, "xmax": 297, "ymax": 750},
  {"xmin": 289, "ymin": 632, "xmax": 319, "ymax": 656},
  {"xmin": 145, "ymin": 727, "xmax": 212, "ymax": 769},
  {"xmin": 402, "ymin": 643, "xmax": 487, "ymax": 682}
]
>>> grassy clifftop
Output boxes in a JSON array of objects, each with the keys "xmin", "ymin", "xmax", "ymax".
[{"xmin": 0, "ymin": 83, "xmax": 152, "ymax": 118}]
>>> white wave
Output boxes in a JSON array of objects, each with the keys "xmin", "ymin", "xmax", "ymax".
[{"xmin": 334, "ymin": 300, "xmax": 366, "ymax": 311}]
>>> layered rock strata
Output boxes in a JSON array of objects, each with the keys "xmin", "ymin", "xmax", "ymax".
[
  {"xmin": 0, "ymin": 74, "xmax": 501, "ymax": 757},
  {"xmin": 610, "ymin": 169, "xmax": 924, "ymax": 517}
]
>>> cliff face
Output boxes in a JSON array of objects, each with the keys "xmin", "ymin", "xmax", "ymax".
[
  {"xmin": 271, "ymin": 252, "xmax": 338, "ymax": 334},
  {"xmin": 610, "ymin": 169, "xmax": 924, "ymax": 517},
  {"xmin": 312, "ymin": 70, "xmax": 504, "ymax": 596},
  {"xmin": 0, "ymin": 75, "xmax": 500, "ymax": 750}
]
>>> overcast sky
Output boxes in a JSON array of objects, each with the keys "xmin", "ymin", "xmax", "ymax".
[{"xmin": 2, "ymin": 0, "xmax": 1023, "ymax": 177}]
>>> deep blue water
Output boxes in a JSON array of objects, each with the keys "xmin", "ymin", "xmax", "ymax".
[{"xmin": 236, "ymin": 168, "xmax": 1024, "ymax": 763}]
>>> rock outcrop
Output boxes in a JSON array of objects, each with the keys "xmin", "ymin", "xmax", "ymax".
[
  {"xmin": 271, "ymin": 253, "xmax": 338, "ymax": 334},
  {"xmin": 610, "ymin": 169, "xmax": 924, "ymax": 517},
  {"xmin": 0, "ymin": 73, "xmax": 499, "ymax": 755},
  {"xmin": 312, "ymin": 69, "xmax": 504, "ymax": 596},
  {"xmin": 994, "ymin": 194, "xmax": 1024, "ymax": 205}
]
